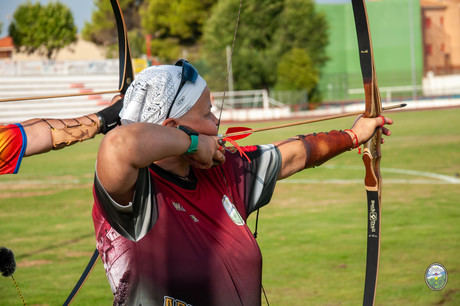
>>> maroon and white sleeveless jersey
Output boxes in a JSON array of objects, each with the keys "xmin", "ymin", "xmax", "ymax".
[{"xmin": 93, "ymin": 145, "xmax": 281, "ymax": 306}]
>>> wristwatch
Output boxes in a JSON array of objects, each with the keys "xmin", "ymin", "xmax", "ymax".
[{"xmin": 177, "ymin": 125, "xmax": 199, "ymax": 154}]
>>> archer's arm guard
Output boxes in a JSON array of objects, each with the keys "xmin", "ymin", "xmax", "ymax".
[
  {"xmin": 44, "ymin": 117, "xmax": 100, "ymax": 150},
  {"xmin": 45, "ymin": 98, "xmax": 123, "ymax": 150},
  {"xmin": 296, "ymin": 130, "xmax": 354, "ymax": 169}
]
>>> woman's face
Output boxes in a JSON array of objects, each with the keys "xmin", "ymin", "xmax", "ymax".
[{"xmin": 176, "ymin": 87, "xmax": 219, "ymax": 135}]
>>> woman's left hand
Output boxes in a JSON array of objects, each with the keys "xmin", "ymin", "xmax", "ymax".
[{"xmin": 347, "ymin": 115, "xmax": 393, "ymax": 145}]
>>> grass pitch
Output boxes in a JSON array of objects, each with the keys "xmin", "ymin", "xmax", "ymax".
[{"xmin": 1, "ymin": 108, "xmax": 459, "ymax": 305}]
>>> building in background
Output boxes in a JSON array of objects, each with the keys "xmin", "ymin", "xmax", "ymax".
[
  {"xmin": 0, "ymin": 34, "xmax": 149, "ymax": 75},
  {"xmin": 10, "ymin": 35, "xmax": 106, "ymax": 61},
  {"xmin": 0, "ymin": 36, "xmax": 14, "ymax": 59},
  {"xmin": 316, "ymin": 0, "xmax": 423, "ymax": 101},
  {"xmin": 421, "ymin": 0, "xmax": 460, "ymax": 75}
]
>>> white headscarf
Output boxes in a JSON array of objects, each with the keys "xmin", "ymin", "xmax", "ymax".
[{"xmin": 120, "ymin": 64, "xmax": 207, "ymax": 125}]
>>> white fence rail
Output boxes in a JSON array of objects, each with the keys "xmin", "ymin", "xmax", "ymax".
[
  {"xmin": 212, "ymin": 89, "xmax": 285, "ymax": 109},
  {"xmin": 211, "ymin": 89, "xmax": 290, "ymax": 121},
  {"xmin": 348, "ymin": 85, "xmax": 422, "ymax": 102},
  {"xmin": 0, "ymin": 75, "xmax": 118, "ymax": 123},
  {"xmin": 423, "ymin": 72, "xmax": 460, "ymax": 96},
  {"xmin": 0, "ymin": 59, "xmax": 119, "ymax": 76}
]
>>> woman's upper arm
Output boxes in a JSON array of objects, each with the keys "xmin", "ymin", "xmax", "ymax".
[{"xmin": 96, "ymin": 129, "xmax": 139, "ymax": 205}]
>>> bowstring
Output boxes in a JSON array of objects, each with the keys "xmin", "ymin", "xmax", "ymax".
[
  {"xmin": 216, "ymin": 0, "xmax": 243, "ymax": 131},
  {"xmin": 214, "ymin": 2, "xmax": 270, "ymax": 305}
]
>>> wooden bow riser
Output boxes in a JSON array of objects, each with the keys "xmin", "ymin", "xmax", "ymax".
[{"xmin": 362, "ymin": 81, "xmax": 382, "ymax": 194}]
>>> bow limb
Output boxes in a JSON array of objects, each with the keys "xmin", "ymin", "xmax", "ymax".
[
  {"xmin": 351, "ymin": 1, "xmax": 382, "ymax": 306},
  {"xmin": 111, "ymin": 0, "xmax": 134, "ymax": 94},
  {"xmin": 63, "ymin": 1, "xmax": 134, "ymax": 304}
]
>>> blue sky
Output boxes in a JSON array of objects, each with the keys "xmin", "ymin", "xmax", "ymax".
[
  {"xmin": 0, "ymin": 0, "xmax": 94, "ymax": 37},
  {"xmin": 0, "ymin": 0, "xmax": 349, "ymax": 37}
]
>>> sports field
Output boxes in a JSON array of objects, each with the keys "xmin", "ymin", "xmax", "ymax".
[{"xmin": 1, "ymin": 107, "xmax": 459, "ymax": 305}]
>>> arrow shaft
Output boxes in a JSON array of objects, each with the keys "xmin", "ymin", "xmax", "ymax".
[
  {"xmin": 0, "ymin": 90, "xmax": 121, "ymax": 103},
  {"xmin": 223, "ymin": 103, "xmax": 405, "ymax": 138}
]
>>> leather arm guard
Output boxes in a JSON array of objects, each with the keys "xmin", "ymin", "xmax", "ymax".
[
  {"xmin": 43, "ymin": 117, "xmax": 100, "ymax": 150},
  {"xmin": 96, "ymin": 98, "xmax": 123, "ymax": 134},
  {"xmin": 296, "ymin": 130, "xmax": 354, "ymax": 169}
]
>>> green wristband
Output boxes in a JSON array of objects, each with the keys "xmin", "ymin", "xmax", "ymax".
[
  {"xmin": 177, "ymin": 125, "xmax": 199, "ymax": 154},
  {"xmin": 187, "ymin": 134, "xmax": 199, "ymax": 154}
]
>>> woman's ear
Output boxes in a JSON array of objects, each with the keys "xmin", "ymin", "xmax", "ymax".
[{"xmin": 162, "ymin": 118, "xmax": 178, "ymax": 128}]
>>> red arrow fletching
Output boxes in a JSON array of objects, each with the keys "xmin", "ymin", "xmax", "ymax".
[{"xmin": 224, "ymin": 126, "xmax": 253, "ymax": 140}]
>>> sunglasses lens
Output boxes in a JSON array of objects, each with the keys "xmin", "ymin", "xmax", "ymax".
[
  {"xmin": 166, "ymin": 59, "xmax": 200, "ymax": 118},
  {"xmin": 175, "ymin": 59, "xmax": 198, "ymax": 84},
  {"xmin": 182, "ymin": 62, "xmax": 198, "ymax": 83}
]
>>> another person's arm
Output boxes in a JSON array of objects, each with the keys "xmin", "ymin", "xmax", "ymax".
[
  {"xmin": 22, "ymin": 95, "xmax": 123, "ymax": 156},
  {"xmin": 22, "ymin": 114, "xmax": 98, "ymax": 155},
  {"xmin": 0, "ymin": 95, "xmax": 123, "ymax": 175}
]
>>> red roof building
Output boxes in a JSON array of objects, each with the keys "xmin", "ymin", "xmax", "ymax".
[{"xmin": 0, "ymin": 36, "xmax": 14, "ymax": 59}]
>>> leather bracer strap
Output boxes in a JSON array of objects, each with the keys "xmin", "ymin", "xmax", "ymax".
[
  {"xmin": 296, "ymin": 130, "xmax": 354, "ymax": 169},
  {"xmin": 96, "ymin": 98, "xmax": 123, "ymax": 134},
  {"xmin": 42, "ymin": 117, "xmax": 100, "ymax": 150}
]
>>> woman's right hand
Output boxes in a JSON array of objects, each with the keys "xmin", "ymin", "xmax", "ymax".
[{"xmin": 184, "ymin": 135, "xmax": 226, "ymax": 169}]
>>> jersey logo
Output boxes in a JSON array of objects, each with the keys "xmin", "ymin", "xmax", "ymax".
[
  {"xmin": 222, "ymin": 195, "xmax": 244, "ymax": 226},
  {"xmin": 171, "ymin": 201, "xmax": 199, "ymax": 222},
  {"xmin": 172, "ymin": 201, "xmax": 186, "ymax": 212},
  {"xmin": 106, "ymin": 227, "xmax": 121, "ymax": 241},
  {"xmin": 164, "ymin": 296, "xmax": 192, "ymax": 306}
]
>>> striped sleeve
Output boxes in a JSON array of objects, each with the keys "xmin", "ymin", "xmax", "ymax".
[
  {"xmin": 93, "ymin": 167, "xmax": 157, "ymax": 242},
  {"xmin": 0, "ymin": 124, "xmax": 27, "ymax": 175},
  {"xmin": 226, "ymin": 144, "xmax": 282, "ymax": 215}
]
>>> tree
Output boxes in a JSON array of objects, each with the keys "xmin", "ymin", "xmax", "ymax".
[
  {"xmin": 202, "ymin": 0, "xmax": 328, "ymax": 96},
  {"xmin": 140, "ymin": 0, "xmax": 217, "ymax": 62},
  {"xmin": 9, "ymin": 2, "xmax": 77, "ymax": 59},
  {"xmin": 82, "ymin": 0, "xmax": 143, "ymax": 58},
  {"xmin": 276, "ymin": 48, "xmax": 322, "ymax": 104},
  {"xmin": 276, "ymin": 48, "xmax": 318, "ymax": 91}
]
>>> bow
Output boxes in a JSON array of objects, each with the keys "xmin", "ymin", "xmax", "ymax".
[
  {"xmin": 351, "ymin": 1, "xmax": 382, "ymax": 305},
  {"xmin": 63, "ymin": 1, "xmax": 134, "ymax": 304}
]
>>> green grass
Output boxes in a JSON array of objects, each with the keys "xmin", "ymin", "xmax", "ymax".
[{"xmin": 1, "ymin": 108, "xmax": 459, "ymax": 305}]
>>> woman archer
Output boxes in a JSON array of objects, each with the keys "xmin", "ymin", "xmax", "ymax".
[{"xmin": 93, "ymin": 60, "xmax": 392, "ymax": 305}]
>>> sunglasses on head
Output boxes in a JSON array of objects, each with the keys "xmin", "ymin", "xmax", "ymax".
[{"xmin": 165, "ymin": 59, "xmax": 199, "ymax": 118}]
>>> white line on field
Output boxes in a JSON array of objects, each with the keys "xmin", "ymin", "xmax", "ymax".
[
  {"xmin": 280, "ymin": 179, "xmax": 456, "ymax": 184},
  {"xmin": 0, "ymin": 178, "xmax": 86, "ymax": 185},
  {"xmin": 280, "ymin": 165, "xmax": 460, "ymax": 184},
  {"xmin": 380, "ymin": 167, "xmax": 460, "ymax": 184}
]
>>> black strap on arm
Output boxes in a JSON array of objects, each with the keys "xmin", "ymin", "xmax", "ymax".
[{"xmin": 96, "ymin": 98, "xmax": 123, "ymax": 134}]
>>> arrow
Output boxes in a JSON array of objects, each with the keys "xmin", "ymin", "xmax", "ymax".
[
  {"xmin": 221, "ymin": 103, "xmax": 406, "ymax": 140},
  {"xmin": 0, "ymin": 89, "xmax": 121, "ymax": 103}
]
